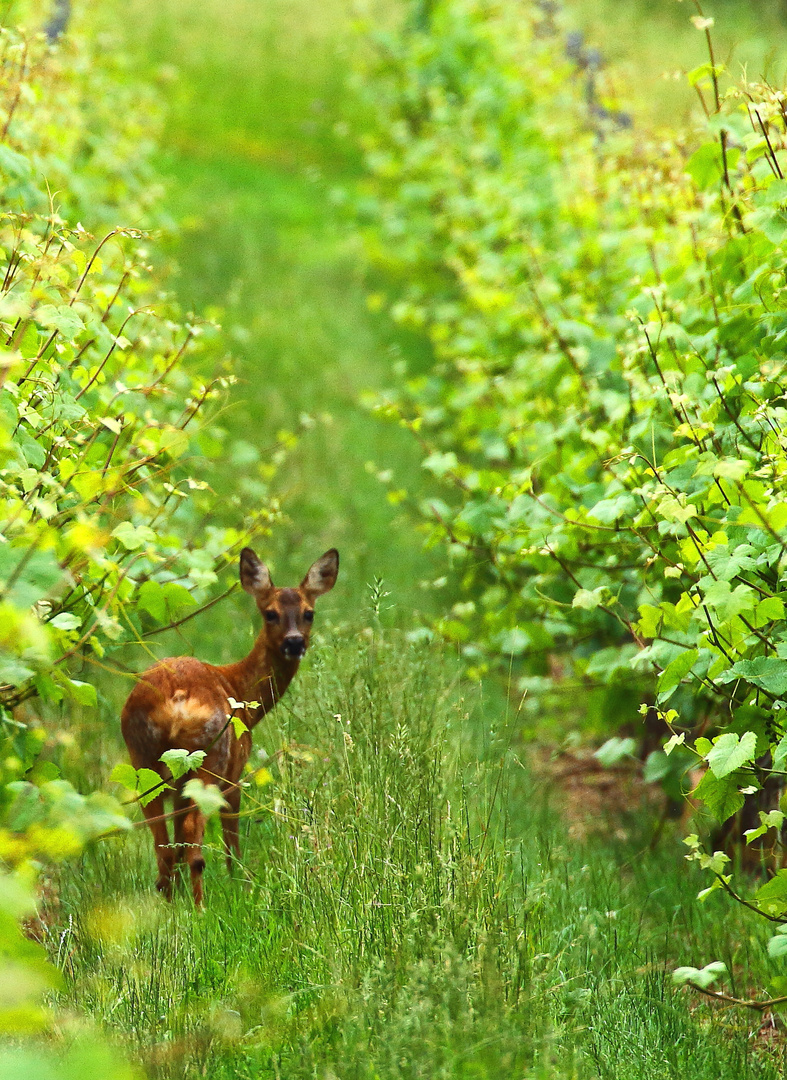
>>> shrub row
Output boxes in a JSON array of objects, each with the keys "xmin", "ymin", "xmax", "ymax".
[
  {"xmin": 359, "ymin": 0, "xmax": 787, "ymax": 947},
  {"xmin": 0, "ymin": 14, "xmax": 279, "ymax": 1051}
]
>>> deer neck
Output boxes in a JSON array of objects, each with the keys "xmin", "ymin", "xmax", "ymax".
[{"xmin": 221, "ymin": 634, "xmax": 299, "ymax": 726}]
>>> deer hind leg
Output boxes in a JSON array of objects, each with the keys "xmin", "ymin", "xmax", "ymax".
[
  {"xmin": 220, "ymin": 783, "xmax": 242, "ymax": 875},
  {"xmin": 141, "ymin": 795, "xmax": 176, "ymax": 899},
  {"xmin": 178, "ymin": 800, "xmax": 207, "ymax": 906}
]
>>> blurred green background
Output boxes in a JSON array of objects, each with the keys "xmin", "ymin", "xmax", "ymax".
[
  {"xmin": 87, "ymin": 0, "xmax": 440, "ymax": 652},
  {"xmin": 573, "ymin": 0, "xmax": 787, "ymax": 124}
]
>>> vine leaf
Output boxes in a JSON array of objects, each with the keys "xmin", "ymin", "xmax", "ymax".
[
  {"xmin": 160, "ymin": 748, "xmax": 206, "ymax": 781},
  {"xmin": 705, "ymin": 731, "xmax": 757, "ymax": 779}
]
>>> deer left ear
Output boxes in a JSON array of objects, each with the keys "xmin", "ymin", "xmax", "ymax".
[
  {"xmin": 301, "ymin": 549, "xmax": 339, "ymax": 598},
  {"xmin": 240, "ymin": 548, "xmax": 273, "ymax": 595}
]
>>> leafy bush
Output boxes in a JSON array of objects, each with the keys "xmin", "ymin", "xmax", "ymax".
[
  {"xmin": 359, "ymin": 0, "xmax": 787, "ymax": 963},
  {"xmin": 0, "ymin": 12, "xmax": 281, "ymax": 1059},
  {"xmin": 0, "ymin": 11, "xmax": 165, "ymax": 226},
  {"xmin": 0, "ymin": 17, "xmax": 281, "ymax": 719}
]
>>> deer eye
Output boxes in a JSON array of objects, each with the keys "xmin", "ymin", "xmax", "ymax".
[
  {"xmin": 264, "ymin": 610, "xmax": 280, "ymax": 623},
  {"xmin": 303, "ymin": 610, "xmax": 314, "ymax": 623}
]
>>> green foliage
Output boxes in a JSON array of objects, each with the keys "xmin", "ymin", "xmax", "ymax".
[
  {"xmin": 594, "ymin": 735, "xmax": 636, "ymax": 766},
  {"xmin": 0, "ymin": 11, "xmax": 165, "ymax": 227},
  {"xmin": 0, "ymin": 19, "xmax": 283, "ymax": 718},
  {"xmin": 673, "ymin": 960, "xmax": 727, "ymax": 990},
  {"xmin": 0, "ymin": 11, "xmax": 284, "ymax": 1066},
  {"xmin": 181, "ymin": 777, "xmax": 227, "ymax": 817},
  {"xmin": 159, "ymin": 747, "xmax": 207, "ymax": 780},
  {"xmin": 358, "ymin": 0, "xmax": 787, "ymax": 944},
  {"xmin": 109, "ymin": 761, "xmax": 168, "ymax": 806},
  {"xmin": 0, "ymin": 870, "xmax": 60, "ymax": 1035},
  {"xmin": 0, "ymin": 730, "xmax": 132, "ymax": 1063}
]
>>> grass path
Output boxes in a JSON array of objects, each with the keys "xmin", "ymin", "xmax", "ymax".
[
  {"xmin": 162, "ymin": 153, "xmax": 437, "ymax": 627},
  {"xmin": 107, "ymin": 0, "xmax": 440, "ymax": 642}
]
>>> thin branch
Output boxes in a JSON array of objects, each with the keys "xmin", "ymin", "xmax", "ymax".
[
  {"xmin": 713, "ymin": 871, "xmax": 784, "ymax": 924},
  {"xmin": 685, "ymin": 981, "xmax": 787, "ymax": 1013},
  {"xmin": 142, "ymin": 583, "xmax": 239, "ymax": 638}
]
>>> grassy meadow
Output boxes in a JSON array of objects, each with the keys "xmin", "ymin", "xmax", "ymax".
[
  {"xmin": 53, "ymin": 635, "xmax": 784, "ymax": 1079},
  {"xmin": 33, "ymin": 0, "xmax": 787, "ymax": 1076}
]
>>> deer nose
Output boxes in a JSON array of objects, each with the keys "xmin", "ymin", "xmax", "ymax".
[{"xmin": 281, "ymin": 635, "xmax": 306, "ymax": 659}]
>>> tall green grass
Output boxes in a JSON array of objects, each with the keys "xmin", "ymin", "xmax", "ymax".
[{"xmin": 53, "ymin": 634, "xmax": 784, "ymax": 1078}]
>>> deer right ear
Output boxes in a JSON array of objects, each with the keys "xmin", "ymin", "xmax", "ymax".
[
  {"xmin": 239, "ymin": 548, "xmax": 273, "ymax": 595},
  {"xmin": 301, "ymin": 548, "xmax": 339, "ymax": 597}
]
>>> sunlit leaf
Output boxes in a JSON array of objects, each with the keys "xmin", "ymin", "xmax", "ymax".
[
  {"xmin": 182, "ymin": 778, "xmax": 228, "ymax": 818},
  {"xmin": 160, "ymin": 748, "xmax": 206, "ymax": 780}
]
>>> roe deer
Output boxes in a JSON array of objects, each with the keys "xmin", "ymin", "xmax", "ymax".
[{"xmin": 121, "ymin": 547, "xmax": 339, "ymax": 904}]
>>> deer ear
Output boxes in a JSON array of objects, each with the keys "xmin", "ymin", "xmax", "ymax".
[
  {"xmin": 301, "ymin": 549, "xmax": 339, "ymax": 597},
  {"xmin": 239, "ymin": 548, "xmax": 273, "ymax": 595}
]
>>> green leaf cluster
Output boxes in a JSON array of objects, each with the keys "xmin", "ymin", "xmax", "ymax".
[{"xmin": 360, "ymin": 7, "xmax": 787, "ymax": 794}]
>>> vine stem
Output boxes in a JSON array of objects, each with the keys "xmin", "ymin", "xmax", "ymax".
[
  {"xmin": 686, "ymin": 981, "xmax": 787, "ymax": 1013},
  {"xmin": 713, "ymin": 871, "xmax": 784, "ymax": 924}
]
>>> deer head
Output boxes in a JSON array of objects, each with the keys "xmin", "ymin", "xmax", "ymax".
[{"xmin": 239, "ymin": 547, "xmax": 339, "ymax": 660}]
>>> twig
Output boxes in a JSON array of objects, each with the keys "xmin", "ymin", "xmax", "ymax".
[
  {"xmin": 686, "ymin": 981, "xmax": 787, "ymax": 1013},
  {"xmin": 141, "ymin": 583, "xmax": 239, "ymax": 638}
]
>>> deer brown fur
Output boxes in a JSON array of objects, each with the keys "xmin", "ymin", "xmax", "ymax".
[{"xmin": 121, "ymin": 547, "xmax": 338, "ymax": 904}]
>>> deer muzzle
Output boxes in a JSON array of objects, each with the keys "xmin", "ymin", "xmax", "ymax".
[{"xmin": 281, "ymin": 635, "xmax": 306, "ymax": 659}]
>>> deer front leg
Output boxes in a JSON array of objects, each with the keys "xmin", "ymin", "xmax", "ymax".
[
  {"xmin": 178, "ymin": 800, "xmax": 207, "ymax": 906},
  {"xmin": 220, "ymin": 782, "xmax": 243, "ymax": 874},
  {"xmin": 141, "ymin": 795, "xmax": 176, "ymax": 899},
  {"xmin": 171, "ymin": 788, "xmax": 193, "ymax": 893}
]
